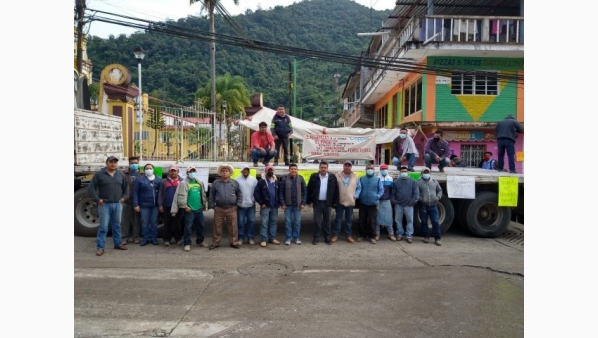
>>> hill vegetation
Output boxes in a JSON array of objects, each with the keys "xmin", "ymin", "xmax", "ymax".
[{"xmin": 86, "ymin": 0, "xmax": 391, "ymax": 126}]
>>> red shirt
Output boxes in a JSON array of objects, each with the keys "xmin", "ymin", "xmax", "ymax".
[{"xmin": 251, "ymin": 131, "xmax": 274, "ymax": 149}]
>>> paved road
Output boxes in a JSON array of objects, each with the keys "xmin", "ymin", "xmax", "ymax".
[{"xmin": 74, "ymin": 209, "xmax": 524, "ymax": 338}]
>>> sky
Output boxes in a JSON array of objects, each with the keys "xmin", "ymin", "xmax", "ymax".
[{"xmin": 86, "ymin": 0, "xmax": 395, "ymax": 38}]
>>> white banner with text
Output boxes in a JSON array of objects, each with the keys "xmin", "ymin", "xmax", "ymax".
[{"xmin": 302, "ymin": 133, "xmax": 376, "ymax": 160}]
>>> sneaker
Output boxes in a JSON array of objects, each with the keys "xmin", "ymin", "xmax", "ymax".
[
  {"xmin": 197, "ymin": 242, "xmax": 209, "ymax": 248},
  {"xmin": 284, "ymin": 240, "xmax": 291, "ymax": 245},
  {"xmin": 396, "ymin": 236, "xmax": 403, "ymax": 241},
  {"xmin": 388, "ymin": 235, "xmax": 397, "ymax": 241},
  {"xmin": 423, "ymin": 237, "xmax": 430, "ymax": 243},
  {"xmin": 370, "ymin": 238, "xmax": 377, "ymax": 244},
  {"xmin": 347, "ymin": 237, "xmax": 355, "ymax": 244},
  {"xmin": 374, "ymin": 235, "xmax": 380, "ymax": 241},
  {"xmin": 260, "ymin": 241, "xmax": 267, "ymax": 247},
  {"xmin": 237, "ymin": 241, "xmax": 243, "ymax": 246},
  {"xmin": 295, "ymin": 239, "xmax": 302, "ymax": 245},
  {"xmin": 164, "ymin": 241, "xmax": 170, "ymax": 247},
  {"xmin": 249, "ymin": 239, "xmax": 255, "ymax": 245},
  {"xmin": 184, "ymin": 245, "xmax": 190, "ymax": 252},
  {"xmin": 435, "ymin": 239, "xmax": 442, "ymax": 246},
  {"xmin": 134, "ymin": 238, "xmax": 141, "ymax": 244},
  {"xmin": 270, "ymin": 239, "xmax": 281, "ymax": 245},
  {"xmin": 406, "ymin": 238, "xmax": 413, "ymax": 244}
]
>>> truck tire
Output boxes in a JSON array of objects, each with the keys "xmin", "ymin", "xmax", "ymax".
[
  {"xmin": 463, "ymin": 191, "xmax": 511, "ymax": 238},
  {"xmin": 74, "ymin": 188, "xmax": 100, "ymax": 237},
  {"xmin": 414, "ymin": 194, "xmax": 455, "ymax": 236}
]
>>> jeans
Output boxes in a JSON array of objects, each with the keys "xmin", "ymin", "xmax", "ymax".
[
  {"xmin": 424, "ymin": 154, "xmax": 450, "ymax": 170},
  {"xmin": 251, "ymin": 148, "xmax": 277, "ymax": 164},
  {"xmin": 313, "ymin": 201, "xmax": 331, "ymax": 241},
  {"xmin": 183, "ymin": 209, "xmax": 205, "ymax": 246},
  {"xmin": 418, "ymin": 203, "xmax": 441, "ymax": 240},
  {"xmin": 392, "ymin": 153, "xmax": 416, "ymax": 170},
  {"xmin": 97, "ymin": 202, "xmax": 123, "ymax": 250},
  {"xmin": 497, "ymin": 138, "xmax": 516, "ymax": 172},
  {"xmin": 274, "ymin": 135, "xmax": 290, "ymax": 163},
  {"xmin": 237, "ymin": 205, "xmax": 256, "ymax": 240},
  {"xmin": 260, "ymin": 207, "xmax": 278, "ymax": 242},
  {"xmin": 284, "ymin": 206, "xmax": 302, "ymax": 241},
  {"xmin": 140, "ymin": 206, "xmax": 159, "ymax": 241},
  {"xmin": 394, "ymin": 205, "xmax": 414, "ymax": 238},
  {"xmin": 333, "ymin": 205, "xmax": 354, "ymax": 237}
]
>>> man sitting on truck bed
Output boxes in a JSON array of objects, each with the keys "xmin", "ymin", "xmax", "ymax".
[{"xmin": 251, "ymin": 121, "xmax": 277, "ymax": 167}]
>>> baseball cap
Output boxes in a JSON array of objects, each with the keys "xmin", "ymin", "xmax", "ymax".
[
  {"xmin": 343, "ymin": 160, "xmax": 352, "ymax": 166},
  {"xmin": 169, "ymin": 165, "xmax": 179, "ymax": 171},
  {"xmin": 106, "ymin": 156, "xmax": 118, "ymax": 162},
  {"xmin": 241, "ymin": 164, "xmax": 250, "ymax": 171},
  {"xmin": 265, "ymin": 165, "xmax": 274, "ymax": 171},
  {"xmin": 380, "ymin": 164, "xmax": 388, "ymax": 170},
  {"xmin": 187, "ymin": 165, "xmax": 196, "ymax": 172}
]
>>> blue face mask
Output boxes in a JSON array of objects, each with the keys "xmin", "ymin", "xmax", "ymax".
[
  {"xmin": 422, "ymin": 173, "xmax": 430, "ymax": 180},
  {"xmin": 188, "ymin": 172, "xmax": 196, "ymax": 180},
  {"xmin": 380, "ymin": 170, "xmax": 387, "ymax": 176},
  {"xmin": 366, "ymin": 169, "xmax": 374, "ymax": 176},
  {"xmin": 399, "ymin": 134, "xmax": 407, "ymax": 139},
  {"xmin": 130, "ymin": 163, "xmax": 139, "ymax": 170},
  {"xmin": 400, "ymin": 172, "xmax": 408, "ymax": 178}
]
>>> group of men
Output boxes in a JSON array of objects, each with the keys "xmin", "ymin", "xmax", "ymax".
[
  {"xmin": 392, "ymin": 113, "xmax": 523, "ymax": 173},
  {"xmin": 88, "ymin": 156, "xmax": 446, "ymax": 256}
]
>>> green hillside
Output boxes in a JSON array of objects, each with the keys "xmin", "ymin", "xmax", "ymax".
[{"xmin": 86, "ymin": 0, "xmax": 390, "ymax": 126}]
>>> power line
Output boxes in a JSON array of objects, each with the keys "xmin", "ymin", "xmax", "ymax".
[{"xmin": 85, "ymin": 8, "xmax": 524, "ymax": 85}]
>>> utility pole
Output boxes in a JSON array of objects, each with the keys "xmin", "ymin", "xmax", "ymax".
[
  {"xmin": 288, "ymin": 62, "xmax": 294, "ymax": 163},
  {"xmin": 75, "ymin": 0, "xmax": 86, "ymax": 74}
]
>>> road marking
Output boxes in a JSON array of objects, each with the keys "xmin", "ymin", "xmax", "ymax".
[{"xmin": 74, "ymin": 268, "xmax": 213, "ymax": 280}]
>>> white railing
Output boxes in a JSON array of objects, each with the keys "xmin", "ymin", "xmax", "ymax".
[{"xmin": 361, "ymin": 15, "xmax": 524, "ymax": 99}]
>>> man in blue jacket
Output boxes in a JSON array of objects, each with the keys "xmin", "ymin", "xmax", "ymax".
[
  {"xmin": 391, "ymin": 166, "xmax": 419, "ymax": 243},
  {"xmin": 254, "ymin": 165, "xmax": 280, "ymax": 247},
  {"xmin": 358, "ymin": 163, "xmax": 384, "ymax": 244},
  {"xmin": 270, "ymin": 104, "xmax": 293, "ymax": 166}
]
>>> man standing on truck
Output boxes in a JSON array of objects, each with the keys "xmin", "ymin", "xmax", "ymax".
[
  {"xmin": 306, "ymin": 161, "xmax": 339, "ymax": 245},
  {"xmin": 495, "ymin": 114, "xmax": 524, "ymax": 173},
  {"xmin": 416, "ymin": 167, "xmax": 443, "ymax": 246},
  {"xmin": 392, "ymin": 127, "xmax": 418, "ymax": 172},
  {"xmin": 424, "ymin": 130, "xmax": 451, "ymax": 173},
  {"xmin": 208, "ymin": 164, "xmax": 243, "ymax": 250},
  {"xmin": 270, "ymin": 104, "xmax": 293, "ymax": 166},
  {"xmin": 121, "ymin": 156, "xmax": 141, "ymax": 244},
  {"xmin": 332, "ymin": 160, "xmax": 361, "ymax": 244},
  {"xmin": 87, "ymin": 156, "xmax": 129, "ymax": 256},
  {"xmin": 251, "ymin": 122, "xmax": 277, "ymax": 167}
]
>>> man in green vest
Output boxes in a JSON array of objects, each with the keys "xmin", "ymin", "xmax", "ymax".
[{"xmin": 171, "ymin": 165, "xmax": 208, "ymax": 252}]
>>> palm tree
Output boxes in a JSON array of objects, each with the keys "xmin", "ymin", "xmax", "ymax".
[{"xmin": 189, "ymin": 0, "xmax": 240, "ymax": 117}]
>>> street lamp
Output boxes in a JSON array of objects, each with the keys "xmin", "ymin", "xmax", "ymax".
[
  {"xmin": 134, "ymin": 46, "xmax": 145, "ymax": 160},
  {"xmin": 221, "ymin": 100, "xmax": 227, "ymax": 160}
]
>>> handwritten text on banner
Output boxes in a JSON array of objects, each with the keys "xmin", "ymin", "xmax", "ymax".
[
  {"xmin": 302, "ymin": 134, "xmax": 376, "ymax": 160},
  {"xmin": 498, "ymin": 177, "xmax": 519, "ymax": 207}
]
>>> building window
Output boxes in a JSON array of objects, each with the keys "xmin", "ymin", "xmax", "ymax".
[
  {"xmin": 403, "ymin": 78, "xmax": 423, "ymax": 117},
  {"xmin": 375, "ymin": 105, "xmax": 387, "ymax": 128},
  {"xmin": 159, "ymin": 132, "xmax": 171, "ymax": 144},
  {"xmin": 134, "ymin": 131, "xmax": 149, "ymax": 141},
  {"xmin": 460, "ymin": 144, "xmax": 486, "ymax": 167},
  {"xmin": 451, "ymin": 71, "xmax": 498, "ymax": 95}
]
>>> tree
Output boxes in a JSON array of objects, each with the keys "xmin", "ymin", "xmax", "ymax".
[
  {"xmin": 195, "ymin": 73, "xmax": 251, "ymax": 121},
  {"xmin": 189, "ymin": 0, "xmax": 240, "ymax": 117},
  {"xmin": 146, "ymin": 107, "xmax": 166, "ymax": 157}
]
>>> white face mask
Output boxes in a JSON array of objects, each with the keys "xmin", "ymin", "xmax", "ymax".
[
  {"xmin": 400, "ymin": 172, "xmax": 408, "ymax": 178},
  {"xmin": 144, "ymin": 169, "xmax": 154, "ymax": 176}
]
